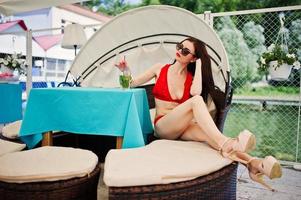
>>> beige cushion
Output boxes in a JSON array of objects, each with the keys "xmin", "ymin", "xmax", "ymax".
[
  {"xmin": 104, "ymin": 140, "xmax": 232, "ymax": 187},
  {"xmin": 0, "ymin": 139, "xmax": 26, "ymax": 157},
  {"xmin": 2, "ymin": 120, "xmax": 22, "ymax": 139},
  {"xmin": 0, "ymin": 146, "xmax": 98, "ymax": 183}
]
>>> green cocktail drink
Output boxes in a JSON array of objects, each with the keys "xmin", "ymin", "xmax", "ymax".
[{"xmin": 119, "ymin": 74, "xmax": 131, "ymax": 89}]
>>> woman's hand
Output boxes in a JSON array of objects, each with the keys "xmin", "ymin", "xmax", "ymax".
[
  {"xmin": 114, "ymin": 56, "xmax": 128, "ymax": 72},
  {"xmin": 196, "ymin": 58, "xmax": 202, "ymax": 68}
]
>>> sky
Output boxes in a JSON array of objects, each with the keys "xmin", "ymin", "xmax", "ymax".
[{"xmin": 124, "ymin": 0, "xmax": 142, "ymax": 4}]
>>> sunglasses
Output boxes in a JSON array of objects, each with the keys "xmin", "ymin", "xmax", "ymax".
[{"xmin": 176, "ymin": 43, "xmax": 195, "ymax": 57}]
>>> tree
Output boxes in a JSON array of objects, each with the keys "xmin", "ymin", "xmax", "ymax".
[
  {"xmin": 158, "ymin": 0, "xmax": 199, "ymax": 12},
  {"xmin": 142, "ymin": 0, "xmax": 301, "ymax": 13},
  {"xmin": 289, "ymin": 19, "xmax": 301, "ymax": 61},
  {"xmin": 83, "ymin": 0, "xmax": 301, "ymax": 16},
  {"xmin": 83, "ymin": 0, "xmax": 138, "ymax": 16},
  {"xmin": 242, "ymin": 21, "xmax": 266, "ymax": 59},
  {"xmin": 217, "ymin": 17, "xmax": 259, "ymax": 87},
  {"xmin": 141, "ymin": 0, "xmax": 161, "ymax": 5},
  {"xmin": 262, "ymin": 0, "xmax": 301, "ymax": 8}
]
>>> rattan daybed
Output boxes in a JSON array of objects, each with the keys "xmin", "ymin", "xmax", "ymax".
[
  {"xmin": 0, "ymin": 166, "xmax": 100, "ymax": 200},
  {"xmin": 109, "ymin": 162, "xmax": 237, "ymax": 200},
  {"xmin": 66, "ymin": 4, "xmax": 235, "ymax": 200}
]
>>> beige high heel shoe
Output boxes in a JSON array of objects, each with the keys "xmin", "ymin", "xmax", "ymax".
[
  {"xmin": 247, "ymin": 156, "xmax": 282, "ymax": 191},
  {"xmin": 219, "ymin": 130, "xmax": 256, "ymax": 162}
]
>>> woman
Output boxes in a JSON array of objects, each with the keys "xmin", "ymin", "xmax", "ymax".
[{"xmin": 116, "ymin": 37, "xmax": 282, "ymax": 191}]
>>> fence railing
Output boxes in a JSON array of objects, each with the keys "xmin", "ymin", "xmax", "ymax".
[{"xmin": 201, "ymin": 5, "xmax": 301, "ymax": 163}]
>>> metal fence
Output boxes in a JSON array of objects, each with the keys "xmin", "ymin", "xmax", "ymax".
[{"xmin": 203, "ymin": 6, "xmax": 301, "ymax": 163}]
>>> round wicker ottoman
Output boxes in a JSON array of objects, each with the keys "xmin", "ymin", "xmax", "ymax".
[
  {"xmin": 1, "ymin": 120, "xmax": 22, "ymax": 140},
  {"xmin": 0, "ymin": 165, "xmax": 100, "ymax": 200},
  {"xmin": 0, "ymin": 146, "xmax": 100, "ymax": 200},
  {"xmin": 109, "ymin": 162, "xmax": 238, "ymax": 200},
  {"xmin": 0, "ymin": 120, "xmax": 26, "ymax": 157},
  {"xmin": 105, "ymin": 140, "xmax": 238, "ymax": 200}
]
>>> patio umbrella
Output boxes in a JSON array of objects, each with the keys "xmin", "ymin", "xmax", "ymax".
[
  {"xmin": 0, "ymin": 0, "xmax": 89, "ymax": 16},
  {"xmin": 0, "ymin": 0, "xmax": 89, "ymax": 95},
  {"xmin": 0, "ymin": 20, "xmax": 46, "ymax": 57},
  {"xmin": 69, "ymin": 5, "xmax": 230, "ymax": 91},
  {"xmin": 0, "ymin": 23, "xmax": 74, "ymax": 60},
  {"xmin": 0, "ymin": 20, "xmax": 27, "ymax": 32},
  {"xmin": 33, "ymin": 34, "xmax": 74, "ymax": 76},
  {"xmin": 33, "ymin": 34, "xmax": 63, "ymax": 52}
]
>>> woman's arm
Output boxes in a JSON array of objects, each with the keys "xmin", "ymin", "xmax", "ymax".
[
  {"xmin": 190, "ymin": 59, "xmax": 202, "ymax": 96},
  {"xmin": 130, "ymin": 63, "xmax": 162, "ymax": 87}
]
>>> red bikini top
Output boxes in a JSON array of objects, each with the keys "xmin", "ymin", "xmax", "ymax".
[{"xmin": 152, "ymin": 64, "xmax": 193, "ymax": 104}]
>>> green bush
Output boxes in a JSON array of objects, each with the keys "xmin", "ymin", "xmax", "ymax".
[{"xmin": 217, "ymin": 17, "xmax": 259, "ymax": 86}]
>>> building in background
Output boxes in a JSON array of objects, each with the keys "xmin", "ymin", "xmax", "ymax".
[{"xmin": 0, "ymin": 4, "xmax": 110, "ymax": 82}]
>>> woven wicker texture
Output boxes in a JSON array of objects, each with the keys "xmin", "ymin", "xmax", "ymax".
[
  {"xmin": 0, "ymin": 165, "xmax": 100, "ymax": 200},
  {"xmin": 109, "ymin": 162, "xmax": 237, "ymax": 200}
]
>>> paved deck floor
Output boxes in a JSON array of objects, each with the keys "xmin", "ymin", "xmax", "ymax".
[
  {"xmin": 236, "ymin": 164, "xmax": 301, "ymax": 200},
  {"xmin": 98, "ymin": 163, "xmax": 301, "ymax": 200}
]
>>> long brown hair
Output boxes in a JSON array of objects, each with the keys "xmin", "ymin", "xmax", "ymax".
[{"xmin": 177, "ymin": 37, "xmax": 214, "ymax": 102}]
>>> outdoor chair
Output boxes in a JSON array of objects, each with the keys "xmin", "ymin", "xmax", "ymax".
[
  {"xmin": 63, "ymin": 5, "xmax": 235, "ymax": 200},
  {"xmin": 0, "ymin": 146, "xmax": 100, "ymax": 200},
  {"xmin": 104, "ymin": 83, "xmax": 236, "ymax": 200},
  {"xmin": 0, "ymin": 120, "xmax": 26, "ymax": 156},
  {"xmin": 0, "ymin": 119, "xmax": 72, "ymax": 148}
]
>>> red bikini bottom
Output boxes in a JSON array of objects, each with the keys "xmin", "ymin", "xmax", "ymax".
[{"xmin": 154, "ymin": 115, "xmax": 164, "ymax": 125}]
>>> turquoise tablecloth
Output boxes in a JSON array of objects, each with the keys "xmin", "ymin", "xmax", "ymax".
[
  {"xmin": 19, "ymin": 87, "xmax": 153, "ymax": 149},
  {"xmin": 0, "ymin": 83, "xmax": 22, "ymax": 124}
]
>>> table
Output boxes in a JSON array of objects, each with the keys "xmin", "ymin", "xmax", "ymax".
[
  {"xmin": 19, "ymin": 87, "xmax": 153, "ymax": 149},
  {"xmin": 0, "ymin": 83, "xmax": 22, "ymax": 124}
]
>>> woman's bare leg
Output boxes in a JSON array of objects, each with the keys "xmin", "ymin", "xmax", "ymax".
[
  {"xmin": 180, "ymin": 122, "xmax": 219, "ymax": 149},
  {"xmin": 155, "ymin": 95, "xmax": 228, "ymax": 150},
  {"xmin": 235, "ymin": 152, "xmax": 261, "ymax": 171}
]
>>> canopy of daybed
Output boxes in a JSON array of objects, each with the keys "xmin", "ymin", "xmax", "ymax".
[{"xmin": 70, "ymin": 5, "xmax": 230, "ymax": 91}]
